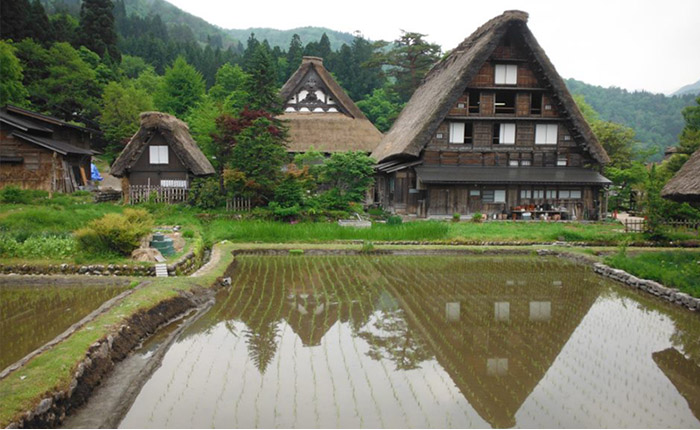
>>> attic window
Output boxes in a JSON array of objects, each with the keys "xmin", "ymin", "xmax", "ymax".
[
  {"xmin": 149, "ymin": 145, "xmax": 169, "ymax": 164},
  {"xmin": 494, "ymin": 64, "xmax": 517, "ymax": 85},
  {"xmin": 468, "ymin": 90, "xmax": 480, "ymax": 114},
  {"xmin": 495, "ymin": 92, "xmax": 515, "ymax": 114},
  {"xmin": 493, "ymin": 123, "xmax": 515, "ymax": 144},
  {"xmin": 535, "ymin": 124, "xmax": 558, "ymax": 145}
]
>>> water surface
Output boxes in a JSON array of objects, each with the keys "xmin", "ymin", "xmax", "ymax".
[{"xmin": 119, "ymin": 255, "xmax": 700, "ymax": 428}]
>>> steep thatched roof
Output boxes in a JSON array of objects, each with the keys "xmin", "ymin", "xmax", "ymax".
[
  {"xmin": 278, "ymin": 112, "xmax": 383, "ymax": 153},
  {"xmin": 371, "ymin": 10, "xmax": 609, "ymax": 165},
  {"xmin": 110, "ymin": 112, "xmax": 214, "ymax": 177},
  {"xmin": 278, "ymin": 57, "xmax": 382, "ymax": 153},
  {"xmin": 661, "ymin": 148, "xmax": 700, "ymax": 202}
]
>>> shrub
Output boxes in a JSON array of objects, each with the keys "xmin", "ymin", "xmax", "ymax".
[
  {"xmin": 74, "ymin": 208, "xmax": 154, "ymax": 256},
  {"xmin": 188, "ymin": 177, "xmax": 225, "ymax": 209},
  {"xmin": 471, "ymin": 212, "xmax": 483, "ymax": 223},
  {"xmin": 452, "ymin": 212, "xmax": 461, "ymax": 222},
  {"xmin": 0, "ymin": 186, "xmax": 31, "ymax": 204},
  {"xmin": 387, "ymin": 215, "xmax": 403, "ymax": 225}
]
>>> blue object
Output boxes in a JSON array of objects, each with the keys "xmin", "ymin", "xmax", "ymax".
[{"xmin": 91, "ymin": 163, "xmax": 103, "ymax": 181}]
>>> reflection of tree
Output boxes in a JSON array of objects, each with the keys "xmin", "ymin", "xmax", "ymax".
[
  {"xmin": 244, "ymin": 320, "xmax": 279, "ymax": 374},
  {"xmin": 358, "ymin": 309, "xmax": 433, "ymax": 370}
]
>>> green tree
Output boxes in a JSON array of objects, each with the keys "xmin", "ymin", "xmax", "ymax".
[
  {"xmin": 356, "ymin": 87, "xmax": 403, "ymax": 132},
  {"xmin": 244, "ymin": 44, "xmax": 280, "ymax": 112},
  {"xmin": 285, "ymin": 34, "xmax": 303, "ymax": 79},
  {"xmin": 38, "ymin": 42, "xmax": 102, "ymax": 120},
  {"xmin": 154, "ymin": 56, "xmax": 205, "ymax": 117},
  {"xmin": 369, "ymin": 31, "xmax": 441, "ymax": 102},
  {"xmin": 1, "ymin": 0, "xmax": 31, "ymax": 41},
  {"xmin": 592, "ymin": 121, "xmax": 638, "ymax": 170},
  {"xmin": 49, "ymin": 13, "xmax": 79, "ymax": 46},
  {"xmin": 99, "ymin": 81, "xmax": 154, "ymax": 146},
  {"xmin": 678, "ymin": 96, "xmax": 700, "ymax": 155},
  {"xmin": 318, "ymin": 151, "xmax": 375, "ymax": 209},
  {"xmin": 0, "ymin": 41, "xmax": 29, "ymax": 106},
  {"xmin": 78, "ymin": 0, "xmax": 120, "ymax": 63},
  {"xmin": 208, "ymin": 63, "xmax": 248, "ymax": 110}
]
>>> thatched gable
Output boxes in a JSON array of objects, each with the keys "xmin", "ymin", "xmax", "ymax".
[
  {"xmin": 110, "ymin": 112, "xmax": 214, "ymax": 177},
  {"xmin": 661, "ymin": 148, "xmax": 700, "ymax": 202},
  {"xmin": 371, "ymin": 10, "xmax": 609, "ymax": 165},
  {"xmin": 278, "ymin": 57, "xmax": 382, "ymax": 153}
]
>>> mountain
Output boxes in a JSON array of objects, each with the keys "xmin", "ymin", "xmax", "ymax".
[
  {"xmin": 671, "ymin": 79, "xmax": 700, "ymax": 97},
  {"xmin": 565, "ymin": 78, "xmax": 697, "ymax": 159},
  {"xmin": 226, "ymin": 27, "xmax": 355, "ymax": 51}
]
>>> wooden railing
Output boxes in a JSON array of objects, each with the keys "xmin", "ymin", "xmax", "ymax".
[
  {"xmin": 623, "ymin": 219, "xmax": 700, "ymax": 235},
  {"xmin": 226, "ymin": 197, "xmax": 253, "ymax": 212},
  {"xmin": 128, "ymin": 185, "xmax": 188, "ymax": 204}
]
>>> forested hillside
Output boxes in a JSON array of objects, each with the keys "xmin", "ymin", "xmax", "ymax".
[
  {"xmin": 565, "ymin": 78, "xmax": 697, "ymax": 159},
  {"xmin": 226, "ymin": 27, "xmax": 355, "ymax": 51}
]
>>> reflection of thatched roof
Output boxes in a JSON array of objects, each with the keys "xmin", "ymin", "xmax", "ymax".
[
  {"xmin": 278, "ymin": 57, "xmax": 382, "ymax": 153},
  {"xmin": 110, "ymin": 112, "xmax": 214, "ymax": 177},
  {"xmin": 662, "ymin": 148, "xmax": 700, "ymax": 202},
  {"xmin": 371, "ymin": 10, "xmax": 609, "ymax": 165},
  {"xmin": 653, "ymin": 348, "xmax": 700, "ymax": 419}
]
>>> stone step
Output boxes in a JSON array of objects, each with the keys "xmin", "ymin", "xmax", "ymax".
[{"xmin": 155, "ymin": 263, "xmax": 168, "ymax": 277}]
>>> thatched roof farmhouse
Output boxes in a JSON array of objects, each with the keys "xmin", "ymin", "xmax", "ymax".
[
  {"xmin": 661, "ymin": 148, "xmax": 700, "ymax": 203},
  {"xmin": 278, "ymin": 56, "xmax": 383, "ymax": 154}
]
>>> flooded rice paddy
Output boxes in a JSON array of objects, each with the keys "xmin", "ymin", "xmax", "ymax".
[
  {"xmin": 117, "ymin": 255, "xmax": 700, "ymax": 428},
  {"xmin": 0, "ymin": 281, "xmax": 129, "ymax": 370}
]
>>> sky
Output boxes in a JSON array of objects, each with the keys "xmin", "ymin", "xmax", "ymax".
[{"xmin": 166, "ymin": 0, "xmax": 700, "ymax": 95}]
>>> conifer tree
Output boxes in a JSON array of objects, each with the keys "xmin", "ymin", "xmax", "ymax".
[
  {"xmin": 244, "ymin": 44, "xmax": 281, "ymax": 113},
  {"xmin": 79, "ymin": 0, "xmax": 120, "ymax": 63}
]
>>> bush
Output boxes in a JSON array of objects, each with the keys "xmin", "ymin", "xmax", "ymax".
[
  {"xmin": 0, "ymin": 186, "xmax": 31, "ymax": 204},
  {"xmin": 74, "ymin": 208, "xmax": 154, "ymax": 256},
  {"xmin": 452, "ymin": 213, "xmax": 461, "ymax": 222},
  {"xmin": 188, "ymin": 177, "xmax": 225, "ymax": 209},
  {"xmin": 0, "ymin": 234, "xmax": 75, "ymax": 258},
  {"xmin": 471, "ymin": 212, "xmax": 483, "ymax": 223}
]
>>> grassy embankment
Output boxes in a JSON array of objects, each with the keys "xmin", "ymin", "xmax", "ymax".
[
  {"xmin": 0, "ymin": 241, "xmax": 236, "ymax": 427},
  {"xmin": 605, "ymin": 250, "xmax": 700, "ymax": 297}
]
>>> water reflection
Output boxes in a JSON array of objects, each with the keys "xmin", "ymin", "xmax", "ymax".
[{"xmin": 120, "ymin": 255, "xmax": 700, "ymax": 428}]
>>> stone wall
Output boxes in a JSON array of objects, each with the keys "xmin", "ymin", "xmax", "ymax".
[{"xmin": 0, "ymin": 249, "xmax": 204, "ymax": 277}]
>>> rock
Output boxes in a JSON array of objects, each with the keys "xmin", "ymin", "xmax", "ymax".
[{"xmin": 35, "ymin": 398, "xmax": 52, "ymax": 415}]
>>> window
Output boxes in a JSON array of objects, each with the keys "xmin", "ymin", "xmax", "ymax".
[
  {"xmin": 559, "ymin": 190, "xmax": 570, "ymax": 198},
  {"xmin": 469, "ymin": 190, "xmax": 481, "ymax": 197},
  {"xmin": 464, "ymin": 123, "xmax": 474, "ymax": 144},
  {"xmin": 149, "ymin": 145, "xmax": 169, "ymax": 164},
  {"xmin": 530, "ymin": 93, "xmax": 542, "ymax": 115},
  {"xmin": 546, "ymin": 189, "xmax": 557, "ymax": 199},
  {"xmin": 570, "ymin": 190, "xmax": 582, "ymax": 199},
  {"xmin": 509, "ymin": 160, "xmax": 519, "ymax": 167},
  {"xmin": 487, "ymin": 358, "xmax": 509, "ymax": 376},
  {"xmin": 495, "ymin": 91, "xmax": 516, "ymax": 114},
  {"xmin": 468, "ymin": 90, "xmax": 480, "ymax": 114},
  {"xmin": 520, "ymin": 160, "xmax": 532, "ymax": 166},
  {"xmin": 529, "ymin": 301, "xmax": 551, "ymax": 321},
  {"xmin": 494, "ymin": 302, "xmax": 510, "ymax": 321},
  {"xmin": 445, "ymin": 302, "xmax": 460, "ymax": 322},
  {"xmin": 494, "ymin": 64, "xmax": 517, "ymax": 85},
  {"xmin": 494, "ymin": 190, "xmax": 506, "ymax": 203},
  {"xmin": 520, "ymin": 189, "xmax": 531, "ymax": 199},
  {"xmin": 533, "ymin": 189, "xmax": 544, "ymax": 199},
  {"xmin": 449, "ymin": 122, "xmax": 465, "ymax": 144},
  {"xmin": 494, "ymin": 123, "xmax": 515, "ymax": 144},
  {"xmin": 160, "ymin": 179, "xmax": 187, "ymax": 188},
  {"xmin": 557, "ymin": 155, "xmax": 568, "ymax": 166},
  {"xmin": 483, "ymin": 190, "xmax": 494, "ymax": 202},
  {"xmin": 535, "ymin": 124, "xmax": 558, "ymax": 145}
]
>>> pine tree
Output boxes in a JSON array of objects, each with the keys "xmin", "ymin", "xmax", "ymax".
[
  {"xmin": 154, "ymin": 56, "xmax": 205, "ymax": 117},
  {"xmin": 244, "ymin": 44, "xmax": 281, "ymax": 113},
  {"xmin": 0, "ymin": 0, "xmax": 31, "ymax": 41},
  {"xmin": 286, "ymin": 34, "xmax": 303, "ymax": 78},
  {"xmin": 78, "ymin": 0, "xmax": 120, "ymax": 63}
]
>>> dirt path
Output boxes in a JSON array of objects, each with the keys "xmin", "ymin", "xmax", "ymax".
[{"xmin": 189, "ymin": 242, "xmax": 225, "ymax": 278}]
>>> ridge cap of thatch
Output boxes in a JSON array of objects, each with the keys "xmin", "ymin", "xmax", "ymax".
[
  {"xmin": 109, "ymin": 111, "xmax": 214, "ymax": 178},
  {"xmin": 371, "ymin": 10, "xmax": 609, "ymax": 166}
]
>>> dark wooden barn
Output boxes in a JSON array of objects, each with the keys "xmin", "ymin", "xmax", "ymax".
[
  {"xmin": 371, "ymin": 11, "xmax": 611, "ymax": 220},
  {"xmin": 278, "ymin": 56, "xmax": 383, "ymax": 155},
  {"xmin": 110, "ymin": 112, "xmax": 215, "ymax": 203},
  {"xmin": 0, "ymin": 105, "xmax": 97, "ymax": 193}
]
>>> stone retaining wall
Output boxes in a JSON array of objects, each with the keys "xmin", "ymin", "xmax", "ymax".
[{"xmin": 0, "ymin": 249, "xmax": 203, "ymax": 277}]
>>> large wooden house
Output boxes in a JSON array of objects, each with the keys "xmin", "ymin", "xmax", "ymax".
[
  {"xmin": 278, "ymin": 56, "xmax": 383, "ymax": 155},
  {"xmin": 110, "ymin": 112, "xmax": 214, "ymax": 203},
  {"xmin": 372, "ymin": 11, "xmax": 611, "ymax": 220},
  {"xmin": 0, "ymin": 105, "xmax": 97, "ymax": 192}
]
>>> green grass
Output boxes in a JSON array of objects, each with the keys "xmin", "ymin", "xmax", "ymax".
[
  {"xmin": 447, "ymin": 221, "xmax": 634, "ymax": 243},
  {"xmin": 605, "ymin": 250, "xmax": 700, "ymax": 297}
]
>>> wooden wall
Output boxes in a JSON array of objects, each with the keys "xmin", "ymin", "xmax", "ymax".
[{"xmin": 126, "ymin": 133, "xmax": 191, "ymax": 187}]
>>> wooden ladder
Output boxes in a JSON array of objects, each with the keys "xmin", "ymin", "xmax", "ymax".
[{"xmin": 155, "ymin": 263, "xmax": 168, "ymax": 277}]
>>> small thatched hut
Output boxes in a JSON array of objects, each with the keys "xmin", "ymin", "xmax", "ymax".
[
  {"xmin": 278, "ymin": 56, "xmax": 383, "ymax": 154},
  {"xmin": 661, "ymin": 148, "xmax": 700, "ymax": 203},
  {"xmin": 110, "ymin": 112, "xmax": 214, "ymax": 202}
]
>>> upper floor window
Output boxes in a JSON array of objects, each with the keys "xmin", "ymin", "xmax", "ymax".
[
  {"xmin": 449, "ymin": 122, "xmax": 465, "ymax": 144},
  {"xmin": 149, "ymin": 145, "xmax": 169, "ymax": 164},
  {"xmin": 535, "ymin": 124, "xmax": 558, "ymax": 145},
  {"xmin": 494, "ymin": 64, "xmax": 517, "ymax": 85},
  {"xmin": 557, "ymin": 155, "xmax": 568, "ymax": 166},
  {"xmin": 493, "ymin": 123, "xmax": 516, "ymax": 145}
]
